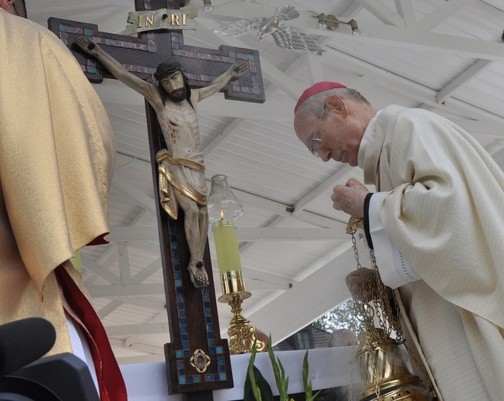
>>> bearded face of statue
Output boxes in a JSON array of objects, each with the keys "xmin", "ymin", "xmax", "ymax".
[
  {"xmin": 167, "ymin": 87, "xmax": 188, "ymax": 103},
  {"xmin": 160, "ymin": 71, "xmax": 187, "ymax": 103}
]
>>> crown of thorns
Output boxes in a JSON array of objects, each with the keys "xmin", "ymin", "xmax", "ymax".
[{"xmin": 155, "ymin": 60, "xmax": 183, "ymax": 81}]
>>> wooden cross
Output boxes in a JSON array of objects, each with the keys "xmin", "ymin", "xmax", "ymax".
[
  {"xmin": 48, "ymin": 0, "xmax": 265, "ymax": 399},
  {"xmin": 13, "ymin": 0, "xmax": 27, "ymax": 18}
]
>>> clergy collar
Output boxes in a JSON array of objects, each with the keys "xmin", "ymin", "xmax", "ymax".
[{"xmin": 358, "ymin": 109, "xmax": 383, "ymax": 170}]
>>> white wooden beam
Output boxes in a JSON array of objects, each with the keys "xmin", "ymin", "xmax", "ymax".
[
  {"xmin": 114, "ymin": 225, "xmax": 349, "ymax": 242},
  {"xmin": 231, "ymin": 187, "xmax": 347, "ymax": 228},
  {"xmin": 130, "ymin": 258, "xmax": 163, "ymax": 284},
  {"xmin": 305, "ymin": 52, "xmax": 325, "ymax": 84},
  {"xmin": 394, "ymin": 0, "xmax": 417, "ymax": 29},
  {"xmin": 437, "ymin": 60, "xmax": 494, "ymax": 103},
  {"xmin": 198, "ymin": 97, "xmax": 291, "ymax": 121},
  {"xmin": 339, "ymin": 1, "xmax": 363, "ymax": 19},
  {"xmin": 97, "ymin": 300, "xmax": 124, "ymax": 319},
  {"xmin": 198, "ymin": 2, "xmax": 275, "ymax": 21},
  {"xmin": 446, "ymin": 118, "xmax": 504, "ymax": 138},
  {"xmin": 236, "ymin": 227, "xmax": 348, "ymax": 241},
  {"xmin": 94, "ymin": 82, "xmax": 146, "ymax": 107},
  {"xmin": 115, "ymin": 354, "xmax": 165, "ymax": 363},
  {"xmin": 112, "ymin": 175, "xmax": 157, "ymax": 212},
  {"xmin": 106, "ymin": 322, "xmax": 168, "ymax": 336},
  {"xmin": 121, "ymin": 297, "xmax": 165, "ymax": 311},
  {"xmin": 292, "ymin": 165, "xmax": 352, "ymax": 213},
  {"xmin": 118, "ymin": 242, "xmax": 132, "ymax": 285},
  {"xmin": 241, "ymin": 266, "xmax": 295, "ymax": 289},
  {"xmin": 246, "ymin": 247, "xmax": 355, "ymax": 344},
  {"xmin": 82, "ymin": 255, "xmax": 121, "ymax": 284},
  {"xmin": 321, "ymin": 46, "xmax": 504, "ymax": 129},
  {"xmin": 240, "ymin": 278, "xmax": 285, "ymax": 291},
  {"xmin": 357, "ymin": 0, "xmax": 404, "ymax": 26},
  {"xmin": 88, "ymin": 283, "xmax": 164, "ymax": 298},
  {"xmin": 109, "ymin": 338, "xmax": 165, "ymax": 357},
  {"xmin": 292, "ymin": 12, "xmax": 504, "ymax": 61},
  {"xmin": 96, "ymin": 84, "xmax": 292, "ymax": 121},
  {"xmin": 203, "ymin": 118, "xmax": 246, "ymax": 158},
  {"xmin": 417, "ymin": 0, "xmax": 470, "ymax": 31},
  {"xmin": 110, "ymin": 226, "xmax": 158, "ymax": 241},
  {"xmin": 125, "ymin": 310, "xmax": 167, "ymax": 347}
]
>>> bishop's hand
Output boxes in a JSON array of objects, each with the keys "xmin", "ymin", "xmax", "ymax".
[{"xmin": 331, "ymin": 178, "xmax": 369, "ymax": 218}]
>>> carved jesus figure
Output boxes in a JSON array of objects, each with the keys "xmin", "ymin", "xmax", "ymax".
[{"xmin": 77, "ymin": 37, "xmax": 248, "ymax": 287}]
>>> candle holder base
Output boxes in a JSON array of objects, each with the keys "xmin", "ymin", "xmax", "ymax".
[{"xmin": 219, "ymin": 292, "xmax": 266, "ymax": 354}]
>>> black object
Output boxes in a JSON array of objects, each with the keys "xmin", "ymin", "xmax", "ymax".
[
  {"xmin": 0, "ymin": 318, "xmax": 100, "ymax": 401},
  {"xmin": 0, "ymin": 353, "xmax": 100, "ymax": 401},
  {"xmin": 0, "ymin": 318, "xmax": 56, "ymax": 377}
]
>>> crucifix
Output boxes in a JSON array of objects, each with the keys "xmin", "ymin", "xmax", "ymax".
[{"xmin": 48, "ymin": 0, "xmax": 264, "ymax": 399}]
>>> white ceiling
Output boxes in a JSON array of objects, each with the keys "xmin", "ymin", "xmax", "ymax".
[{"xmin": 26, "ymin": 0, "xmax": 504, "ymax": 364}]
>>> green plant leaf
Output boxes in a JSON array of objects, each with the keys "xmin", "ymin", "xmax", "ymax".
[
  {"xmin": 266, "ymin": 335, "xmax": 289, "ymax": 401},
  {"xmin": 248, "ymin": 335, "xmax": 321, "ymax": 401},
  {"xmin": 244, "ymin": 365, "xmax": 274, "ymax": 401},
  {"xmin": 302, "ymin": 350, "xmax": 320, "ymax": 401},
  {"xmin": 244, "ymin": 339, "xmax": 274, "ymax": 401}
]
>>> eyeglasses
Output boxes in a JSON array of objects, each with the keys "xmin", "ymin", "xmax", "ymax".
[{"xmin": 307, "ymin": 106, "xmax": 327, "ymax": 156}]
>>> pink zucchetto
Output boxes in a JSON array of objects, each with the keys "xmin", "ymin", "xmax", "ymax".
[{"xmin": 294, "ymin": 81, "xmax": 347, "ymax": 113}]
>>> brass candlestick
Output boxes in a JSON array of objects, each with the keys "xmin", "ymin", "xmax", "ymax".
[{"xmin": 218, "ymin": 270, "xmax": 266, "ymax": 354}]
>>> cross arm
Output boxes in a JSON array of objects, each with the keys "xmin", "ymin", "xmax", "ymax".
[
  {"xmin": 75, "ymin": 36, "xmax": 162, "ymax": 109},
  {"xmin": 48, "ymin": 17, "xmax": 265, "ymax": 103},
  {"xmin": 195, "ymin": 61, "xmax": 249, "ymax": 103}
]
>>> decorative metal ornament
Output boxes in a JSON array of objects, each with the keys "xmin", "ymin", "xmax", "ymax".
[
  {"xmin": 213, "ymin": 5, "xmax": 324, "ymax": 55},
  {"xmin": 316, "ymin": 13, "xmax": 361, "ymax": 35},
  {"xmin": 346, "ymin": 218, "xmax": 436, "ymax": 401},
  {"xmin": 220, "ymin": 292, "xmax": 266, "ymax": 355},
  {"xmin": 189, "ymin": 348, "xmax": 211, "ymax": 373}
]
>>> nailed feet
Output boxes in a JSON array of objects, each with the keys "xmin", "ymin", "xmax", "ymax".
[{"xmin": 188, "ymin": 261, "xmax": 209, "ymax": 288}]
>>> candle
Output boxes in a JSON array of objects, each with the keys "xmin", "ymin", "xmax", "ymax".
[{"xmin": 212, "ymin": 219, "xmax": 242, "ymax": 274}]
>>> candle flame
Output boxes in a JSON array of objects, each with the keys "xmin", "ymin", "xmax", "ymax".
[{"xmin": 220, "ymin": 209, "xmax": 224, "ymax": 219}]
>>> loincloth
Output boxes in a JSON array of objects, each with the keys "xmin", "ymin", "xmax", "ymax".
[{"xmin": 156, "ymin": 149, "xmax": 208, "ymax": 220}]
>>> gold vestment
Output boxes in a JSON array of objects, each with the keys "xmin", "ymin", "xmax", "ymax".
[{"xmin": 0, "ymin": 8, "xmax": 115, "ymax": 364}]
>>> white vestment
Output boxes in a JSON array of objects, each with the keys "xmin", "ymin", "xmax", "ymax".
[{"xmin": 358, "ymin": 105, "xmax": 504, "ymax": 401}]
